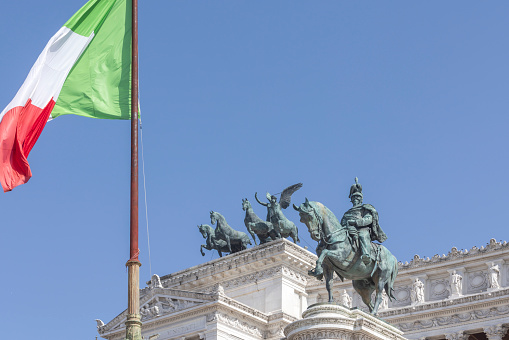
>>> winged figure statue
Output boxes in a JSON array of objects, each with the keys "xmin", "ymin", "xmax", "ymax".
[{"xmin": 255, "ymin": 183, "xmax": 302, "ymax": 243}]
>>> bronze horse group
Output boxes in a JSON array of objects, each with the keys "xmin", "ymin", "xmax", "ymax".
[{"xmin": 197, "ymin": 181, "xmax": 398, "ymax": 315}]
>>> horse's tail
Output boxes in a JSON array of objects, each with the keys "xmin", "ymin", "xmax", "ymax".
[
  {"xmin": 244, "ymin": 233, "xmax": 252, "ymax": 245},
  {"xmin": 386, "ymin": 252, "xmax": 399, "ymax": 301}
]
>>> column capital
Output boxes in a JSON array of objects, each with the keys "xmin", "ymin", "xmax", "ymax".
[
  {"xmin": 445, "ymin": 331, "xmax": 469, "ymax": 340},
  {"xmin": 484, "ymin": 324, "xmax": 508, "ymax": 340}
]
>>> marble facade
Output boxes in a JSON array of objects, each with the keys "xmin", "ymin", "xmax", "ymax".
[{"xmin": 97, "ymin": 238, "xmax": 509, "ymax": 340}]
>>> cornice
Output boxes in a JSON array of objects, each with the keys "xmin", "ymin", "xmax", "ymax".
[
  {"xmin": 142, "ymin": 239, "xmax": 315, "ymax": 294},
  {"xmin": 398, "ymin": 238, "xmax": 508, "ymax": 271}
]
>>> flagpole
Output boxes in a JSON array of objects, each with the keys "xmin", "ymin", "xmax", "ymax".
[{"xmin": 126, "ymin": 0, "xmax": 141, "ymax": 338}]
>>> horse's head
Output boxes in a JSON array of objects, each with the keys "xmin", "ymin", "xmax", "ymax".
[
  {"xmin": 293, "ymin": 198, "xmax": 321, "ymax": 241},
  {"xmin": 210, "ymin": 211, "xmax": 218, "ymax": 225},
  {"xmin": 198, "ymin": 224, "xmax": 210, "ymax": 238},
  {"xmin": 242, "ymin": 198, "xmax": 251, "ymax": 211}
]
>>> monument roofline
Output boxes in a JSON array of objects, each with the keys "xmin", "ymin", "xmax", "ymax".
[
  {"xmin": 398, "ymin": 238, "xmax": 508, "ymax": 270},
  {"xmin": 144, "ymin": 238, "xmax": 316, "ymax": 293}
]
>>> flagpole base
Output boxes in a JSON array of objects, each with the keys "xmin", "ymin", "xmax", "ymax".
[
  {"xmin": 125, "ymin": 314, "xmax": 142, "ymax": 340},
  {"xmin": 126, "ymin": 260, "xmax": 142, "ymax": 340}
]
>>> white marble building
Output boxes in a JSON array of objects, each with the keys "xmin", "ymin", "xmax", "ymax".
[{"xmin": 97, "ymin": 238, "xmax": 509, "ymax": 340}]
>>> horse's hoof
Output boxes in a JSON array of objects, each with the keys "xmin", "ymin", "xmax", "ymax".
[{"xmin": 308, "ymin": 268, "xmax": 323, "ymax": 278}]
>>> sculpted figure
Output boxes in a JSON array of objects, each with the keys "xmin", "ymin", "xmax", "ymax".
[
  {"xmin": 242, "ymin": 198, "xmax": 277, "ymax": 245},
  {"xmin": 339, "ymin": 289, "xmax": 352, "ymax": 308},
  {"xmin": 255, "ymin": 183, "xmax": 302, "ymax": 243},
  {"xmin": 151, "ymin": 274, "xmax": 163, "ymax": 289},
  {"xmin": 450, "ymin": 270, "xmax": 462, "ymax": 295},
  {"xmin": 342, "ymin": 178, "xmax": 387, "ymax": 265},
  {"xmin": 210, "ymin": 211, "xmax": 252, "ymax": 253},
  {"xmin": 411, "ymin": 278, "xmax": 425, "ymax": 303},
  {"xmin": 294, "ymin": 179, "xmax": 398, "ymax": 316},
  {"xmin": 489, "ymin": 262, "xmax": 500, "ymax": 289},
  {"xmin": 380, "ymin": 290, "xmax": 389, "ymax": 310}
]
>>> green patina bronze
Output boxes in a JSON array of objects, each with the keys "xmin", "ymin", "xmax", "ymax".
[
  {"xmin": 293, "ymin": 178, "xmax": 398, "ymax": 316},
  {"xmin": 198, "ymin": 224, "xmax": 243, "ymax": 257},
  {"xmin": 254, "ymin": 183, "xmax": 302, "ymax": 243},
  {"xmin": 242, "ymin": 198, "xmax": 277, "ymax": 245},
  {"xmin": 210, "ymin": 211, "xmax": 252, "ymax": 254}
]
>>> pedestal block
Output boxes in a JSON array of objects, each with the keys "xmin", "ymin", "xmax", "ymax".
[{"xmin": 283, "ymin": 303, "xmax": 406, "ymax": 340}]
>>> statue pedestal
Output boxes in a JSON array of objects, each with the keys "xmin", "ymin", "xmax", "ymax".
[{"xmin": 283, "ymin": 303, "xmax": 406, "ymax": 340}]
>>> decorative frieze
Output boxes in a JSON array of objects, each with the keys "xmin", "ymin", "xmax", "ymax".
[
  {"xmin": 467, "ymin": 270, "xmax": 488, "ymax": 293},
  {"xmin": 216, "ymin": 312, "xmax": 264, "ymax": 337},
  {"xmin": 395, "ymin": 305, "xmax": 509, "ymax": 332},
  {"xmin": 429, "ymin": 279, "xmax": 450, "ymax": 300}
]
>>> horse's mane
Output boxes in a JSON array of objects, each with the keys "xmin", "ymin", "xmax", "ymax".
[
  {"xmin": 309, "ymin": 201, "xmax": 342, "ymax": 230},
  {"xmin": 212, "ymin": 212, "xmax": 231, "ymax": 230},
  {"xmin": 200, "ymin": 224, "xmax": 214, "ymax": 234}
]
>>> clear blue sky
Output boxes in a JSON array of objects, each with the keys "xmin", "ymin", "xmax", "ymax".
[{"xmin": 1, "ymin": 1, "xmax": 508, "ymax": 339}]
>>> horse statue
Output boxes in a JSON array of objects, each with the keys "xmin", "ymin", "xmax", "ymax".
[
  {"xmin": 198, "ymin": 224, "xmax": 242, "ymax": 257},
  {"xmin": 254, "ymin": 183, "xmax": 302, "ymax": 243},
  {"xmin": 210, "ymin": 211, "xmax": 252, "ymax": 253},
  {"xmin": 293, "ymin": 198, "xmax": 398, "ymax": 315},
  {"xmin": 242, "ymin": 198, "xmax": 277, "ymax": 245}
]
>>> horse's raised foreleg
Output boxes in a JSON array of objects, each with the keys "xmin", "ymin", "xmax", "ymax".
[
  {"xmin": 353, "ymin": 279, "xmax": 375, "ymax": 313},
  {"xmin": 200, "ymin": 245, "xmax": 206, "ymax": 256}
]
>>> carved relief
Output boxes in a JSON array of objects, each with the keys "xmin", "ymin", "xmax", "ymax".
[
  {"xmin": 467, "ymin": 271, "xmax": 488, "ymax": 293},
  {"xmin": 216, "ymin": 312, "xmax": 263, "ymax": 337},
  {"xmin": 392, "ymin": 286, "xmax": 411, "ymax": 306},
  {"xmin": 396, "ymin": 305, "xmax": 509, "ymax": 332},
  {"xmin": 290, "ymin": 330, "xmax": 354, "ymax": 340},
  {"xmin": 429, "ymin": 279, "xmax": 450, "ymax": 300},
  {"xmin": 140, "ymin": 297, "xmax": 202, "ymax": 321}
]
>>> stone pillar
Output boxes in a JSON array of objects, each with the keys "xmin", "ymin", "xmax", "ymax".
[
  {"xmin": 284, "ymin": 303, "xmax": 406, "ymax": 340},
  {"xmin": 484, "ymin": 324, "xmax": 508, "ymax": 340}
]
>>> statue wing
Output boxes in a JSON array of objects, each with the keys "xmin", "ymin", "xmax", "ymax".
[{"xmin": 279, "ymin": 183, "xmax": 303, "ymax": 209}]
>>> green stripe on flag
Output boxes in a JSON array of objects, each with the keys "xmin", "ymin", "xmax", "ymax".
[
  {"xmin": 64, "ymin": 0, "xmax": 118, "ymax": 37},
  {"xmin": 53, "ymin": 0, "xmax": 131, "ymax": 120}
]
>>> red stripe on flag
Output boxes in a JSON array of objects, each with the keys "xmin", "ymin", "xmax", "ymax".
[{"xmin": 0, "ymin": 99, "xmax": 54, "ymax": 192}]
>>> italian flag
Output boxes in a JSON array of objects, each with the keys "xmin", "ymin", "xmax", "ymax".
[{"xmin": 0, "ymin": 0, "xmax": 132, "ymax": 192}]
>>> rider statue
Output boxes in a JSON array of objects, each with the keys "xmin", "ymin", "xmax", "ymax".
[{"xmin": 342, "ymin": 177, "xmax": 387, "ymax": 265}]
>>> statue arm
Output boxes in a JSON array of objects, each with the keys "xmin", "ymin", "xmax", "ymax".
[
  {"xmin": 349, "ymin": 213, "xmax": 373, "ymax": 227},
  {"xmin": 255, "ymin": 192, "xmax": 268, "ymax": 207}
]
